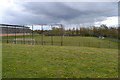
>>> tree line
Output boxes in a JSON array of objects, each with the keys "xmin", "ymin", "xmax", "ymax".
[{"xmin": 32, "ymin": 24, "xmax": 119, "ymax": 39}]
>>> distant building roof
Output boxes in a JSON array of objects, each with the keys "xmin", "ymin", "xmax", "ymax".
[{"xmin": 0, "ymin": 24, "xmax": 29, "ymax": 28}]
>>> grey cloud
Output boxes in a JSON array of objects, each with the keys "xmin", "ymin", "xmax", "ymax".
[
  {"xmin": 22, "ymin": 3, "xmax": 87, "ymax": 20},
  {"xmin": 2, "ymin": 2, "xmax": 118, "ymax": 27}
]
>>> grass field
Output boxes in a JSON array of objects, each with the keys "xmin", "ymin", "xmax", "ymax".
[
  {"xmin": 2, "ymin": 35, "xmax": 118, "ymax": 78},
  {"xmin": 2, "ymin": 35, "xmax": 118, "ymax": 49}
]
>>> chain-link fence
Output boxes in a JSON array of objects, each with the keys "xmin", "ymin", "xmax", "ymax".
[{"xmin": 1, "ymin": 24, "xmax": 118, "ymax": 49}]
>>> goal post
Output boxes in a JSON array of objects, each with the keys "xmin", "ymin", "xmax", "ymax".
[{"xmin": 13, "ymin": 38, "xmax": 35, "ymax": 45}]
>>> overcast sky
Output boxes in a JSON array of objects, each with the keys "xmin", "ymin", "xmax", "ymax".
[{"xmin": 0, "ymin": 0, "xmax": 118, "ymax": 29}]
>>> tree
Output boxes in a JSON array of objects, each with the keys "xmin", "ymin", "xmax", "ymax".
[
  {"xmin": 72, "ymin": 28, "xmax": 75, "ymax": 36},
  {"xmin": 100, "ymin": 24, "xmax": 108, "ymax": 37},
  {"xmin": 76, "ymin": 28, "xmax": 79, "ymax": 36}
]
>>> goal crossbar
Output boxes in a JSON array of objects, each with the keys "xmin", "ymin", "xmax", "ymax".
[{"xmin": 14, "ymin": 38, "xmax": 35, "ymax": 41}]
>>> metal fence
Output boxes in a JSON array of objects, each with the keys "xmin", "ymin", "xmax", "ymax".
[{"xmin": 1, "ymin": 24, "xmax": 118, "ymax": 49}]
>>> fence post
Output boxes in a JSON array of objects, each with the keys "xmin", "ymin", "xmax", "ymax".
[
  {"xmin": 51, "ymin": 25, "xmax": 53, "ymax": 45},
  {"xmin": 60, "ymin": 24, "xmax": 63, "ymax": 46},
  {"xmin": 23, "ymin": 25, "xmax": 25, "ymax": 44},
  {"xmin": 7, "ymin": 26, "xmax": 8, "ymax": 43},
  {"xmin": 14, "ymin": 26, "xmax": 16, "ymax": 44},
  {"xmin": 32, "ymin": 25, "xmax": 34, "ymax": 45},
  {"xmin": 61, "ymin": 42, "xmax": 62, "ymax": 46},
  {"xmin": 41, "ymin": 25, "xmax": 43, "ymax": 45}
]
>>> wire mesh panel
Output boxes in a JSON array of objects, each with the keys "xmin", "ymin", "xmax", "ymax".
[{"xmin": 1, "ymin": 24, "xmax": 118, "ymax": 49}]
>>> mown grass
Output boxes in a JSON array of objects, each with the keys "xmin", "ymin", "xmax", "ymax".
[
  {"xmin": 2, "ymin": 35, "xmax": 118, "ymax": 49},
  {"xmin": 2, "ymin": 43, "xmax": 118, "ymax": 78}
]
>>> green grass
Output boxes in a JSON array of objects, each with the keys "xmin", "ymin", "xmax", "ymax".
[
  {"xmin": 2, "ymin": 35, "xmax": 118, "ymax": 49},
  {"xmin": 2, "ymin": 43, "xmax": 118, "ymax": 78}
]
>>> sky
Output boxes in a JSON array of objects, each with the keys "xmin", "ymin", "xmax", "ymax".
[{"xmin": 0, "ymin": 0, "xmax": 118, "ymax": 29}]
